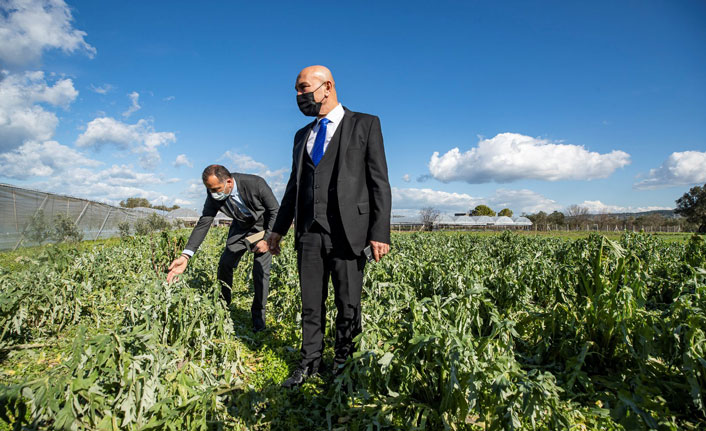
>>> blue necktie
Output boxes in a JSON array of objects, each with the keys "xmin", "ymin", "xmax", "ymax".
[{"xmin": 311, "ymin": 118, "xmax": 330, "ymax": 166}]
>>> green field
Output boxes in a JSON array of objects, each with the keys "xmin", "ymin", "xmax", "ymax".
[{"xmin": 1, "ymin": 230, "xmax": 704, "ymax": 430}]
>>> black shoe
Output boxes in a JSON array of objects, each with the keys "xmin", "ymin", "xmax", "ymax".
[
  {"xmin": 252, "ymin": 314, "xmax": 266, "ymax": 333},
  {"xmin": 282, "ymin": 366, "xmax": 316, "ymax": 389}
]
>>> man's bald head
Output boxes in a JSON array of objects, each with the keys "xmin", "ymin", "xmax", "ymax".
[
  {"xmin": 296, "ymin": 65, "xmax": 335, "ymax": 88},
  {"xmin": 295, "ymin": 65, "xmax": 339, "ymax": 118}
]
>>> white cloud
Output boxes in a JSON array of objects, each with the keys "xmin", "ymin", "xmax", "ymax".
[
  {"xmin": 0, "ymin": 70, "xmax": 78, "ymax": 150},
  {"xmin": 163, "ymin": 96, "xmax": 175, "ymax": 102},
  {"xmin": 173, "ymin": 154, "xmax": 193, "ymax": 168},
  {"xmin": 122, "ymin": 91, "xmax": 141, "ymax": 117},
  {"xmin": 392, "ymin": 186, "xmax": 561, "ymax": 214},
  {"xmin": 75, "ymin": 117, "xmax": 136, "ymax": 149},
  {"xmin": 0, "ymin": 140, "xmax": 101, "ymax": 178},
  {"xmin": 219, "ymin": 151, "xmax": 288, "ymax": 198},
  {"xmin": 98, "ymin": 164, "xmax": 178, "ymax": 186},
  {"xmin": 90, "ymin": 83, "xmax": 113, "ymax": 94},
  {"xmin": 392, "ymin": 187, "xmax": 481, "ymax": 211},
  {"xmin": 634, "ymin": 151, "xmax": 706, "ymax": 190},
  {"xmin": 24, "ymin": 162, "xmax": 181, "ymax": 206},
  {"xmin": 0, "ymin": 140, "xmax": 184, "ymax": 206},
  {"xmin": 402, "ymin": 174, "xmax": 411, "ymax": 182},
  {"xmin": 429, "ymin": 132, "xmax": 631, "ymax": 183},
  {"xmin": 0, "ymin": 0, "xmax": 96, "ymax": 66},
  {"xmin": 576, "ymin": 200, "xmax": 673, "ymax": 214},
  {"xmin": 75, "ymin": 117, "xmax": 176, "ymax": 170}
]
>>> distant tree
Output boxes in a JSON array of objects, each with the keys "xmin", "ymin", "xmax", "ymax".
[
  {"xmin": 595, "ymin": 211, "xmax": 618, "ymax": 231},
  {"xmin": 566, "ymin": 205, "xmax": 589, "ymax": 218},
  {"xmin": 675, "ymin": 184, "xmax": 706, "ymax": 233},
  {"xmin": 471, "ymin": 205, "xmax": 496, "ymax": 216},
  {"xmin": 118, "ymin": 221, "xmax": 131, "ymax": 238},
  {"xmin": 134, "ymin": 218, "xmax": 151, "ymax": 236},
  {"xmin": 419, "ymin": 206, "xmax": 440, "ymax": 231},
  {"xmin": 498, "ymin": 208, "xmax": 513, "ymax": 217},
  {"xmin": 527, "ymin": 211, "xmax": 547, "ymax": 230},
  {"xmin": 147, "ymin": 213, "xmax": 171, "ymax": 232},
  {"xmin": 547, "ymin": 211, "xmax": 565, "ymax": 226},
  {"xmin": 120, "ymin": 197, "xmax": 151, "ymax": 208},
  {"xmin": 635, "ymin": 213, "xmax": 666, "ymax": 230},
  {"xmin": 26, "ymin": 210, "xmax": 51, "ymax": 245},
  {"xmin": 50, "ymin": 214, "xmax": 83, "ymax": 243},
  {"xmin": 566, "ymin": 205, "xmax": 589, "ymax": 229}
]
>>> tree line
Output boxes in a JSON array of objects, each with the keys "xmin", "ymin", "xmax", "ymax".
[
  {"xmin": 119, "ymin": 197, "xmax": 180, "ymax": 212},
  {"xmin": 419, "ymin": 183, "xmax": 706, "ymax": 233}
]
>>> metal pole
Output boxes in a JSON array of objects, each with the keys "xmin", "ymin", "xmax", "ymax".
[
  {"xmin": 12, "ymin": 188, "xmax": 18, "ymax": 232},
  {"xmin": 75, "ymin": 201, "xmax": 90, "ymax": 224},
  {"xmin": 95, "ymin": 208, "xmax": 112, "ymax": 240}
]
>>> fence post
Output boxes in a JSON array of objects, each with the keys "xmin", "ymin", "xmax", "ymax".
[
  {"xmin": 95, "ymin": 208, "xmax": 112, "ymax": 240},
  {"xmin": 12, "ymin": 188, "xmax": 18, "ymax": 232},
  {"xmin": 75, "ymin": 201, "xmax": 90, "ymax": 225}
]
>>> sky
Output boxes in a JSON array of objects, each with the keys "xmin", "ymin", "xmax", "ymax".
[{"xmin": 0, "ymin": 0, "xmax": 705, "ymax": 216}]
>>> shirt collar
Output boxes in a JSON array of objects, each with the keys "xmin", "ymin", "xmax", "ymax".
[
  {"xmin": 228, "ymin": 176, "xmax": 237, "ymax": 197},
  {"xmin": 316, "ymin": 103, "xmax": 344, "ymax": 127}
]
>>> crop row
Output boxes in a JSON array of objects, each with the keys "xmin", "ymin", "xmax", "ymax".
[{"xmin": 0, "ymin": 231, "xmax": 704, "ymax": 430}]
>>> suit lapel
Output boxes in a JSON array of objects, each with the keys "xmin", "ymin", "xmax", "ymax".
[
  {"xmin": 295, "ymin": 122, "xmax": 315, "ymax": 185},
  {"xmin": 336, "ymin": 107, "xmax": 355, "ymax": 171}
]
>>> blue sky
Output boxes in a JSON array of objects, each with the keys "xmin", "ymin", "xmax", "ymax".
[{"xmin": 1, "ymin": 0, "xmax": 704, "ymax": 215}]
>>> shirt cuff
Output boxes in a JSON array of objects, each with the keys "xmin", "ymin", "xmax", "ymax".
[{"xmin": 181, "ymin": 249, "xmax": 194, "ymax": 257}]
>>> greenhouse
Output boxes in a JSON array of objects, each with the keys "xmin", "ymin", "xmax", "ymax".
[
  {"xmin": 390, "ymin": 213, "xmax": 533, "ymax": 230},
  {"xmin": 0, "ymin": 184, "xmax": 200, "ymax": 250}
]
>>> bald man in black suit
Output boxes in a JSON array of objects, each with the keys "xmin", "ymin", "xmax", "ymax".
[{"xmin": 268, "ymin": 66, "xmax": 391, "ymax": 388}]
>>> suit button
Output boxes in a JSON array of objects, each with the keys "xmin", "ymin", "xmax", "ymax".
[
  {"xmin": 315, "ymin": 199, "xmax": 319, "ymax": 203},
  {"xmin": 315, "ymin": 184, "xmax": 319, "ymax": 189}
]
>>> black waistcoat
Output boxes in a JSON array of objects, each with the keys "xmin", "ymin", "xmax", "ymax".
[{"xmin": 297, "ymin": 126, "xmax": 342, "ymax": 233}]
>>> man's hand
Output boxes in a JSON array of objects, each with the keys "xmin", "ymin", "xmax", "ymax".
[
  {"xmin": 267, "ymin": 232, "xmax": 282, "ymax": 255},
  {"xmin": 253, "ymin": 240, "xmax": 269, "ymax": 254},
  {"xmin": 167, "ymin": 255, "xmax": 189, "ymax": 283},
  {"xmin": 369, "ymin": 240, "xmax": 390, "ymax": 262}
]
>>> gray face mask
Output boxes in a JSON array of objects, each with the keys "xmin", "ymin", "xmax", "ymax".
[{"xmin": 211, "ymin": 190, "xmax": 229, "ymax": 201}]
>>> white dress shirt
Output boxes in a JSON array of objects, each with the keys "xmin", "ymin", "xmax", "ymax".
[
  {"xmin": 228, "ymin": 181, "xmax": 251, "ymax": 217},
  {"xmin": 306, "ymin": 103, "xmax": 344, "ymax": 156}
]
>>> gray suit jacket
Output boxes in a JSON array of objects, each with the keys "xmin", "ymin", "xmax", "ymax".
[{"xmin": 185, "ymin": 173, "xmax": 279, "ymax": 254}]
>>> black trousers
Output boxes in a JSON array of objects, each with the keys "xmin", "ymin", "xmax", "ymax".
[
  {"xmin": 297, "ymin": 227, "xmax": 366, "ymax": 371},
  {"xmin": 217, "ymin": 243, "xmax": 271, "ymax": 330}
]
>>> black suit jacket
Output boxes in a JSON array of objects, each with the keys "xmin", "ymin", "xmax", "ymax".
[
  {"xmin": 185, "ymin": 173, "xmax": 279, "ymax": 254},
  {"xmin": 272, "ymin": 107, "xmax": 392, "ymax": 254}
]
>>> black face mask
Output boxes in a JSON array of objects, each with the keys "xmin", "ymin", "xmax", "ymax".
[{"xmin": 296, "ymin": 82, "xmax": 326, "ymax": 117}]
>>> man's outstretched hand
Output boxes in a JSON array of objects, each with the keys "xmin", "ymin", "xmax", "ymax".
[
  {"xmin": 267, "ymin": 232, "xmax": 282, "ymax": 255},
  {"xmin": 167, "ymin": 255, "xmax": 188, "ymax": 283}
]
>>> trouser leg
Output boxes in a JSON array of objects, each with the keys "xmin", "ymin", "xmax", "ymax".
[
  {"xmin": 217, "ymin": 247, "xmax": 245, "ymax": 305},
  {"xmin": 331, "ymin": 251, "xmax": 365, "ymax": 370},
  {"xmin": 297, "ymin": 231, "xmax": 330, "ymax": 371},
  {"xmin": 251, "ymin": 250, "xmax": 271, "ymax": 330}
]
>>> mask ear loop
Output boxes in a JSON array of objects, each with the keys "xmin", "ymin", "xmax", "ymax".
[{"xmin": 313, "ymin": 81, "xmax": 328, "ymax": 104}]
